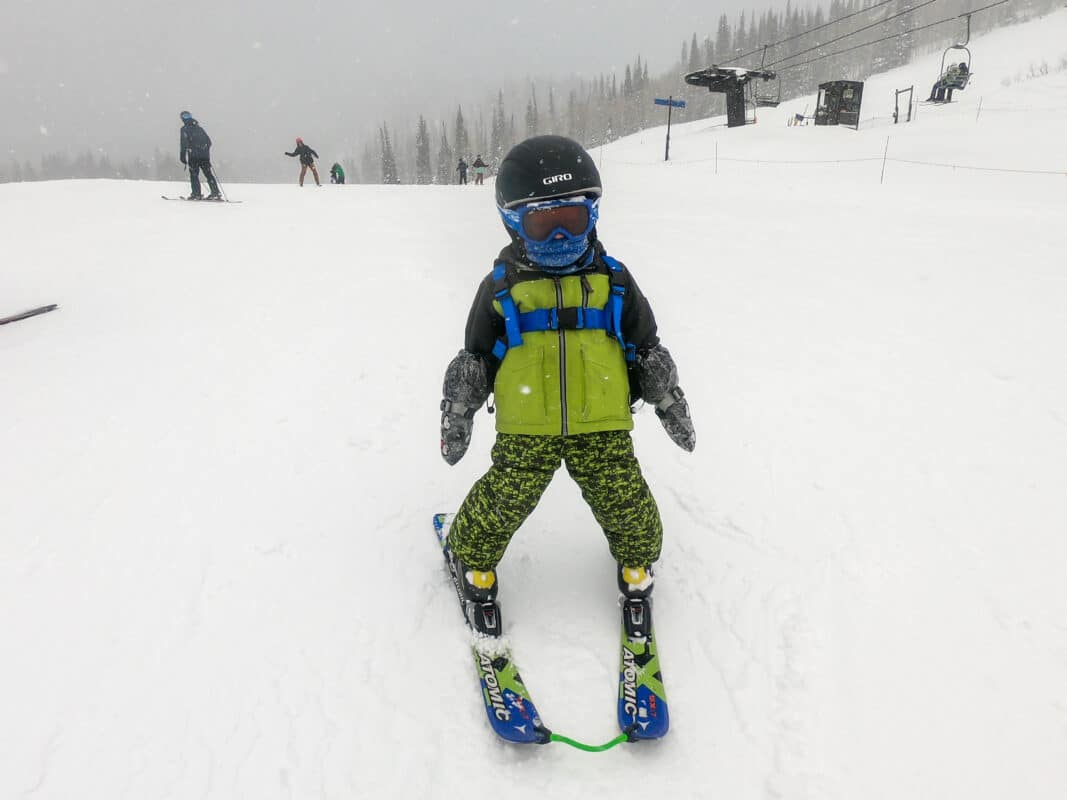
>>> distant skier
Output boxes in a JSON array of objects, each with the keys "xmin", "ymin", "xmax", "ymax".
[
  {"xmin": 285, "ymin": 138, "xmax": 321, "ymax": 186},
  {"xmin": 330, "ymin": 162, "xmax": 345, "ymax": 184},
  {"xmin": 438, "ymin": 135, "xmax": 695, "ymax": 641},
  {"xmin": 472, "ymin": 155, "xmax": 487, "ymax": 185},
  {"xmin": 178, "ymin": 111, "xmax": 221, "ymax": 200},
  {"xmin": 456, "ymin": 157, "xmax": 468, "ymax": 185}
]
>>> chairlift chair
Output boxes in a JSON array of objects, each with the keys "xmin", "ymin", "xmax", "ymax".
[
  {"xmin": 753, "ymin": 45, "xmax": 782, "ymax": 107},
  {"xmin": 937, "ymin": 13, "xmax": 974, "ymax": 94},
  {"xmin": 754, "ymin": 74, "xmax": 781, "ymax": 107}
]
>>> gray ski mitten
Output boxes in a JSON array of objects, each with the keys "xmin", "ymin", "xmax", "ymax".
[
  {"xmin": 440, "ymin": 350, "xmax": 491, "ymax": 465},
  {"xmin": 635, "ymin": 344, "xmax": 696, "ymax": 452}
]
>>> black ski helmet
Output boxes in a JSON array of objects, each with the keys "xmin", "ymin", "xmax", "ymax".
[{"xmin": 495, "ymin": 135, "xmax": 602, "ymax": 209}]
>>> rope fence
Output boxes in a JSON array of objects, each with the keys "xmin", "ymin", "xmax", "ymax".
[
  {"xmin": 885, "ymin": 157, "xmax": 1065, "ymax": 175},
  {"xmin": 605, "ymin": 149, "xmax": 1065, "ymax": 177}
]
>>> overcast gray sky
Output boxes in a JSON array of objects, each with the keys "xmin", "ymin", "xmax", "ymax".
[{"xmin": 2, "ymin": 0, "xmax": 795, "ymax": 165}]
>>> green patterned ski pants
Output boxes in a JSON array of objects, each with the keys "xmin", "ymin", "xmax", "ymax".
[{"xmin": 447, "ymin": 430, "xmax": 663, "ymax": 571}]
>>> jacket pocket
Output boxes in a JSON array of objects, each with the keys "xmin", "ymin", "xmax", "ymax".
[
  {"xmin": 496, "ymin": 345, "xmax": 548, "ymax": 427},
  {"xmin": 578, "ymin": 342, "xmax": 630, "ymax": 423}
]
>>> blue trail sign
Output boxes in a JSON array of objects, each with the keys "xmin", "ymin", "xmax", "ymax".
[{"xmin": 653, "ymin": 96, "xmax": 686, "ymax": 161}]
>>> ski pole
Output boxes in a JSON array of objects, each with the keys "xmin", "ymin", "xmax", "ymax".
[{"xmin": 209, "ymin": 163, "xmax": 228, "ymax": 202}]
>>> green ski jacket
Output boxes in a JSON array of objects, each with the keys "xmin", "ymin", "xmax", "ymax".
[{"xmin": 464, "ymin": 244, "xmax": 660, "ymax": 436}]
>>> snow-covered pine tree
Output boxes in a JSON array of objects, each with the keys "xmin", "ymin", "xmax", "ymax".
[
  {"xmin": 379, "ymin": 124, "xmax": 400, "ymax": 184},
  {"xmin": 454, "ymin": 106, "xmax": 470, "ymax": 161},
  {"xmin": 489, "ymin": 90, "xmax": 507, "ymax": 167},
  {"xmin": 525, "ymin": 85, "xmax": 539, "ymax": 137},
  {"xmin": 414, "ymin": 116, "xmax": 432, "ymax": 185},
  {"xmin": 436, "ymin": 122, "xmax": 453, "ymax": 185}
]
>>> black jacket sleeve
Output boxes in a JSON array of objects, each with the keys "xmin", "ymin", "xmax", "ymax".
[
  {"xmin": 310, "ymin": 148, "xmax": 319, "ymax": 159},
  {"xmin": 463, "ymin": 274, "xmax": 503, "ymax": 364},
  {"xmin": 285, "ymin": 151, "xmax": 296, "ymax": 157},
  {"xmin": 179, "ymin": 128, "xmax": 188, "ymax": 163},
  {"xmin": 618, "ymin": 266, "xmax": 660, "ymax": 354}
]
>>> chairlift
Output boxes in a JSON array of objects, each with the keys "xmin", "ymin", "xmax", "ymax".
[
  {"xmin": 684, "ymin": 65, "xmax": 776, "ymax": 128},
  {"xmin": 753, "ymin": 45, "xmax": 782, "ymax": 108},
  {"xmin": 934, "ymin": 12, "xmax": 974, "ymax": 98}
]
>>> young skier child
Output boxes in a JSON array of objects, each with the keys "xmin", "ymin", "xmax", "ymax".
[{"xmin": 439, "ymin": 135, "xmax": 695, "ymax": 638}]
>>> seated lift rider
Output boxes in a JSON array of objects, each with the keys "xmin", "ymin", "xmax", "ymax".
[{"xmin": 928, "ymin": 62, "xmax": 970, "ymax": 103}]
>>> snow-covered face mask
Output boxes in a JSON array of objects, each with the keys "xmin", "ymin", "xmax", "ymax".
[{"xmin": 499, "ymin": 196, "xmax": 599, "ymax": 272}]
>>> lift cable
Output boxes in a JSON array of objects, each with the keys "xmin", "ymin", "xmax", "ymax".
[
  {"xmin": 719, "ymin": 0, "xmax": 903, "ymax": 67},
  {"xmin": 765, "ymin": 0, "xmax": 944, "ymax": 70},
  {"xmin": 776, "ymin": 0, "xmax": 1007, "ymax": 75},
  {"xmin": 773, "ymin": 0, "xmax": 1011, "ymax": 74}
]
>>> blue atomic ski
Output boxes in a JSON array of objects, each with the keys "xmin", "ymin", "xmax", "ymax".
[
  {"xmin": 433, "ymin": 513, "xmax": 551, "ymax": 744},
  {"xmin": 618, "ymin": 598, "xmax": 670, "ymax": 739}
]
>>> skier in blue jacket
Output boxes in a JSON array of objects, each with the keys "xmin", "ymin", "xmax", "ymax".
[{"xmin": 178, "ymin": 111, "xmax": 221, "ymax": 200}]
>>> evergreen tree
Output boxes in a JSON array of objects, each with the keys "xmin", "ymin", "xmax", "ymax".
[
  {"xmin": 454, "ymin": 105, "xmax": 470, "ymax": 160},
  {"xmin": 379, "ymin": 124, "xmax": 400, "ymax": 184},
  {"xmin": 436, "ymin": 121, "xmax": 453, "ymax": 185},
  {"xmin": 474, "ymin": 112, "xmax": 489, "ymax": 161},
  {"xmin": 890, "ymin": 0, "xmax": 914, "ymax": 69},
  {"xmin": 525, "ymin": 85, "xmax": 539, "ymax": 137},
  {"xmin": 414, "ymin": 116, "xmax": 432, "ymax": 184},
  {"xmin": 566, "ymin": 90, "xmax": 579, "ymax": 139},
  {"xmin": 715, "ymin": 14, "xmax": 731, "ymax": 63},
  {"xmin": 688, "ymin": 33, "xmax": 701, "ymax": 71},
  {"xmin": 735, "ymin": 11, "xmax": 747, "ymax": 56},
  {"xmin": 489, "ymin": 90, "xmax": 508, "ymax": 166}
]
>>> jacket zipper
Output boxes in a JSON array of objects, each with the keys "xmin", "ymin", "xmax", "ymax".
[{"xmin": 554, "ymin": 278, "xmax": 568, "ymax": 436}]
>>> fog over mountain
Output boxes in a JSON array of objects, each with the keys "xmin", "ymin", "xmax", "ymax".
[{"xmin": 2, "ymin": 0, "xmax": 783, "ymax": 170}]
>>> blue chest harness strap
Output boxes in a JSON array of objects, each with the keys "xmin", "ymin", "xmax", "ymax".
[
  {"xmin": 603, "ymin": 255, "xmax": 637, "ymax": 363},
  {"xmin": 491, "ymin": 259, "xmax": 636, "ymax": 363},
  {"xmin": 491, "ymin": 262, "xmax": 523, "ymax": 360}
]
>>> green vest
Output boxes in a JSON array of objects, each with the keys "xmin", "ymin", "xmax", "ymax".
[{"xmin": 492, "ymin": 272, "xmax": 633, "ymax": 436}]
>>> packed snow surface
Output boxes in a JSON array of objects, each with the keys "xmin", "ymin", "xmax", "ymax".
[{"xmin": 3, "ymin": 12, "xmax": 1067, "ymax": 799}]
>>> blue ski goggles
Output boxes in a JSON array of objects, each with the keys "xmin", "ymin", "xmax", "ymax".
[{"xmin": 500, "ymin": 196, "xmax": 599, "ymax": 244}]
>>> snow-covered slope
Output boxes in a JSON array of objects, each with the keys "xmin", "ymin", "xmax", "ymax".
[{"xmin": 3, "ymin": 11, "xmax": 1066, "ymax": 800}]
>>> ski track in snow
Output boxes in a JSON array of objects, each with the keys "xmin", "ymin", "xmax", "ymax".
[{"xmin": 4, "ymin": 12, "xmax": 1067, "ymax": 799}]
